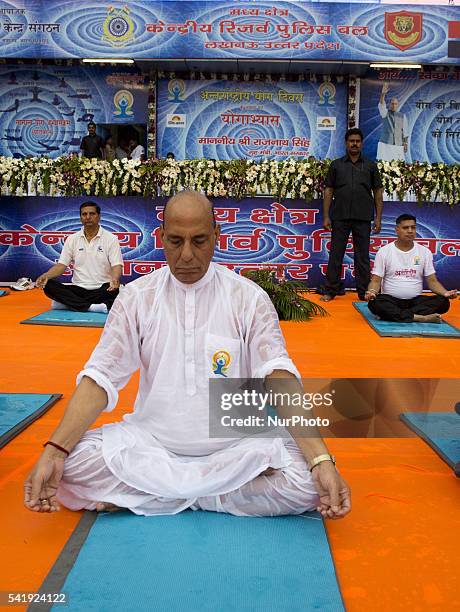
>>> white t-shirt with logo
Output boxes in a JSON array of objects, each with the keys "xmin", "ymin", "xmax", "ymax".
[
  {"xmin": 59, "ymin": 227, "xmax": 123, "ymax": 289},
  {"xmin": 372, "ymin": 241, "xmax": 435, "ymax": 299}
]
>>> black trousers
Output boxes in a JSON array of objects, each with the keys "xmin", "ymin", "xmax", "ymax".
[
  {"xmin": 44, "ymin": 280, "xmax": 119, "ymax": 312},
  {"xmin": 324, "ymin": 219, "xmax": 371, "ymax": 298},
  {"xmin": 368, "ymin": 294, "xmax": 450, "ymax": 322}
]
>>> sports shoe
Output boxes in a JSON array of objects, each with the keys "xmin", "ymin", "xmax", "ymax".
[{"xmin": 10, "ymin": 277, "xmax": 35, "ymax": 291}]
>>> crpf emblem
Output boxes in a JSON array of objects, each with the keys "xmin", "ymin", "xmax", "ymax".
[
  {"xmin": 102, "ymin": 5, "xmax": 135, "ymax": 48},
  {"xmin": 384, "ymin": 11, "xmax": 423, "ymax": 51}
]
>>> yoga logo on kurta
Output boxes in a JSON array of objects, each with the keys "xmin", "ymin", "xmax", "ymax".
[{"xmin": 212, "ymin": 350, "xmax": 231, "ymax": 377}]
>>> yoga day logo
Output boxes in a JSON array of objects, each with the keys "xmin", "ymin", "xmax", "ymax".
[
  {"xmin": 317, "ymin": 83, "xmax": 336, "ymax": 107},
  {"xmin": 212, "ymin": 350, "xmax": 231, "ymax": 377},
  {"xmin": 168, "ymin": 79, "xmax": 186, "ymax": 103},
  {"xmin": 113, "ymin": 90, "xmax": 134, "ymax": 118}
]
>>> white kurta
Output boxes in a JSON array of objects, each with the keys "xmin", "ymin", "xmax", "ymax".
[{"xmin": 58, "ymin": 263, "xmax": 318, "ymax": 515}]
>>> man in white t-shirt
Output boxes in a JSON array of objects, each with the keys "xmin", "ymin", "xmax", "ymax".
[
  {"xmin": 365, "ymin": 214, "xmax": 457, "ymax": 323},
  {"xmin": 35, "ymin": 202, "xmax": 123, "ymax": 313},
  {"xmin": 129, "ymin": 137, "xmax": 145, "ymax": 162}
]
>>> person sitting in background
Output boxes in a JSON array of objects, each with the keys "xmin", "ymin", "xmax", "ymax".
[
  {"xmin": 35, "ymin": 202, "xmax": 123, "ymax": 314},
  {"xmin": 116, "ymin": 140, "xmax": 129, "ymax": 160},
  {"xmin": 166, "ymin": 151, "xmax": 175, "ymax": 160},
  {"xmin": 129, "ymin": 137, "xmax": 145, "ymax": 162},
  {"xmin": 103, "ymin": 135, "xmax": 116, "ymax": 162},
  {"xmin": 365, "ymin": 214, "xmax": 457, "ymax": 323}
]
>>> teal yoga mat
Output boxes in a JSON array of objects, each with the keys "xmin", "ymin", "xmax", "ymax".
[
  {"xmin": 0, "ymin": 393, "xmax": 62, "ymax": 448},
  {"xmin": 21, "ymin": 309, "xmax": 107, "ymax": 328},
  {"xmin": 38, "ymin": 511, "xmax": 344, "ymax": 612},
  {"xmin": 353, "ymin": 301, "xmax": 460, "ymax": 338},
  {"xmin": 400, "ymin": 412, "xmax": 460, "ymax": 476}
]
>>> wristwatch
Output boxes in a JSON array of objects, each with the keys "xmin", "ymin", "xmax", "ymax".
[{"xmin": 309, "ymin": 454, "xmax": 336, "ymax": 471}]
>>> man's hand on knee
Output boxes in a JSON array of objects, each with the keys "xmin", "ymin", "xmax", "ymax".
[
  {"xmin": 36, "ymin": 274, "xmax": 49, "ymax": 289},
  {"xmin": 311, "ymin": 462, "xmax": 351, "ymax": 519},
  {"xmin": 24, "ymin": 447, "xmax": 66, "ymax": 513}
]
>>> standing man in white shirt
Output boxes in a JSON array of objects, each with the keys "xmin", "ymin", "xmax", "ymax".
[
  {"xmin": 365, "ymin": 214, "xmax": 457, "ymax": 322},
  {"xmin": 35, "ymin": 202, "xmax": 123, "ymax": 313},
  {"xmin": 24, "ymin": 191, "xmax": 351, "ymax": 520}
]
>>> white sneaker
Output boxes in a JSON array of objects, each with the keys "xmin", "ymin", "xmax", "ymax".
[
  {"xmin": 51, "ymin": 300, "xmax": 67, "ymax": 310},
  {"xmin": 11, "ymin": 277, "xmax": 34, "ymax": 291},
  {"xmin": 88, "ymin": 303, "xmax": 108, "ymax": 314}
]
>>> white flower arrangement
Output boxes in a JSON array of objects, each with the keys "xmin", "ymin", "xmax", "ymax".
[{"xmin": 0, "ymin": 156, "xmax": 458, "ymax": 205}]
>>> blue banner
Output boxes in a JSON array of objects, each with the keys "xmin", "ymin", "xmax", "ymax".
[
  {"xmin": 1, "ymin": 197, "xmax": 459, "ymax": 289},
  {"xmin": 360, "ymin": 73, "xmax": 460, "ymax": 164},
  {"xmin": 157, "ymin": 78, "xmax": 347, "ymax": 160},
  {"xmin": 0, "ymin": 63, "xmax": 148, "ymax": 158},
  {"xmin": 0, "ymin": 1, "xmax": 459, "ymax": 63}
]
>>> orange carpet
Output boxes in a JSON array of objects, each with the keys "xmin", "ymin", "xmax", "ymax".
[{"xmin": 1, "ymin": 289, "xmax": 459, "ymax": 611}]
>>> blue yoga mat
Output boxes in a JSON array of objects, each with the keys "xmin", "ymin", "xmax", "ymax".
[
  {"xmin": 0, "ymin": 393, "xmax": 62, "ymax": 448},
  {"xmin": 21, "ymin": 309, "xmax": 107, "ymax": 328},
  {"xmin": 353, "ymin": 301, "xmax": 460, "ymax": 338},
  {"xmin": 400, "ymin": 412, "xmax": 460, "ymax": 476},
  {"xmin": 0, "ymin": 289, "xmax": 9, "ymax": 297},
  {"xmin": 46, "ymin": 511, "xmax": 344, "ymax": 612}
]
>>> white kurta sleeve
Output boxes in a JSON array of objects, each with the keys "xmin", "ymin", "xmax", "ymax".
[
  {"xmin": 378, "ymin": 101, "xmax": 388, "ymax": 119},
  {"xmin": 246, "ymin": 291, "xmax": 301, "ymax": 381},
  {"xmin": 76, "ymin": 291, "xmax": 141, "ymax": 411}
]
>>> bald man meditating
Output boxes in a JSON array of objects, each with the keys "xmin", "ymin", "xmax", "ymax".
[{"xmin": 25, "ymin": 191, "xmax": 350, "ymax": 519}]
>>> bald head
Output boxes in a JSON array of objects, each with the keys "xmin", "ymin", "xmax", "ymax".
[
  {"xmin": 163, "ymin": 191, "xmax": 215, "ymax": 229},
  {"xmin": 160, "ymin": 191, "xmax": 220, "ymax": 284}
]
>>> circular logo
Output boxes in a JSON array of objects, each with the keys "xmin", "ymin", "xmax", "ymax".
[{"xmin": 108, "ymin": 16, "xmax": 130, "ymax": 38}]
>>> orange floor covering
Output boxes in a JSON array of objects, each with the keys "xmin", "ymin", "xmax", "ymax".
[{"xmin": 0, "ymin": 289, "xmax": 459, "ymax": 611}]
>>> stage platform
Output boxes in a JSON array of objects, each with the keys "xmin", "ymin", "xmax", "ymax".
[{"xmin": 1, "ymin": 289, "xmax": 459, "ymax": 611}]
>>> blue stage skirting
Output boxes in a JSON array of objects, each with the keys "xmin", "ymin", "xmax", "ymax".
[
  {"xmin": 353, "ymin": 302, "xmax": 460, "ymax": 338},
  {"xmin": 21, "ymin": 310, "xmax": 107, "ymax": 328},
  {"xmin": 44, "ymin": 511, "xmax": 344, "ymax": 612}
]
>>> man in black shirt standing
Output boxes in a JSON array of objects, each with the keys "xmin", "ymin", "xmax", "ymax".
[
  {"xmin": 320, "ymin": 128, "xmax": 383, "ymax": 302},
  {"xmin": 80, "ymin": 122, "xmax": 104, "ymax": 159}
]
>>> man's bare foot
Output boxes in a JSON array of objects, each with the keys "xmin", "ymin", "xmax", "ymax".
[
  {"xmin": 413, "ymin": 313, "xmax": 442, "ymax": 324},
  {"xmin": 95, "ymin": 502, "xmax": 122, "ymax": 513}
]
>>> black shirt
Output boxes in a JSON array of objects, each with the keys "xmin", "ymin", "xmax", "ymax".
[
  {"xmin": 325, "ymin": 154, "xmax": 383, "ymax": 221},
  {"xmin": 80, "ymin": 134, "xmax": 104, "ymax": 159}
]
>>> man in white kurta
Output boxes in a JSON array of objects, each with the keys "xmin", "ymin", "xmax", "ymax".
[
  {"xmin": 25, "ymin": 192, "xmax": 351, "ymax": 519},
  {"xmin": 377, "ymin": 82, "xmax": 409, "ymax": 162}
]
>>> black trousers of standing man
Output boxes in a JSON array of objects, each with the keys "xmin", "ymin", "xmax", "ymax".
[
  {"xmin": 324, "ymin": 219, "xmax": 371, "ymax": 299},
  {"xmin": 44, "ymin": 280, "xmax": 119, "ymax": 311}
]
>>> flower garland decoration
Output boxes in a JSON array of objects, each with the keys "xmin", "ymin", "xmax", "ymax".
[{"xmin": 0, "ymin": 156, "xmax": 458, "ymax": 205}]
